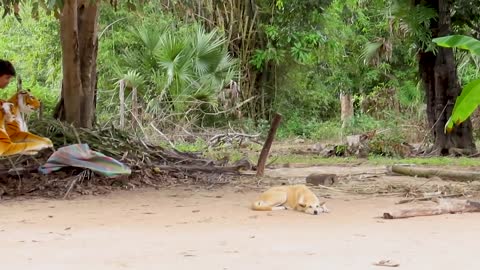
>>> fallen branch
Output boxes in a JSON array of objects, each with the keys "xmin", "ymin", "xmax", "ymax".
[
  {"xmin": 63, "ymin": 175, "xmax": 80, "ymax": 200},
  {"xmin": 150, "ymin": 122, "xmax": 175, "ymax": 148},
  {"xmin": 0, "ymin": 165, "xmax": 38, "ymax": 176},
  {"xmin": 313, "ymin": 184, "xmax": 345, "ymax": 193},
  {"xmin": 383, "ymin": 199, "xmax": 480, "ymax": 219},
  {"xmin": 63, "ymin": 170, "xmax": 91, "ymax": 199},
  {"xmin": 396, "ymin": 194, "xmax": 463, "ymax": 204},
  {"xmin": 390, "ymin": 165, "xmax": 480, "ymax": 182},
  {"xmin": 207, "ymin": 128, "xmax": 262, "ymax": 149}
]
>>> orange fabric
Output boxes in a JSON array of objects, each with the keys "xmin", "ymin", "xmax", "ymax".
[
  {"xmin": 0, "ymin": 100, "xmax": 50, "ymax": 156},
  {"xmin": 5, "ymin": 91, "xmax": 52, "ymax": 147}
]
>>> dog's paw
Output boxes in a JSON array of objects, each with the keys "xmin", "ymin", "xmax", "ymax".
[{"xmin": 320, "ymin": 202, "xmax": 330, "ymax": 213}]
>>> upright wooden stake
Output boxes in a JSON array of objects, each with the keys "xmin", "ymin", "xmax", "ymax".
[
  {"xmin": 17, "ymin": 75, "xmax": 22, "ymax": 91},
  {"xmin": 256, "ymin": 113, "xmax": 282, "ymax": 177},
  {"xmin": 119, "ymin": 79, "xmax": 125, "ymax": 129},
  {"xmin": 39, "ymin": 102, "xmax": 44, "ymax": 121},
  {"xmin": 131, "ymin": 87, "xmax": 138, "ymax": 129}
]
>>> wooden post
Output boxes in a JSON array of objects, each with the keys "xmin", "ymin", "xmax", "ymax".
[
  {"xmin": 39, "ymin": 102, "xmax": 44, "ymax": 121},
  {"xmin": 340, "ymin": 91, "xmax": 353, "ymax": 129},
  {"xmin": 119, "ymin": 79, "xmax": 125, "ymax": 129},
  {"xmin": 131, "ymin": 87, "xmax": 138, "ymax": 129},
  {"xmin": 17, "ymin": 75, "xmax": 22, "ymax": 91},
  {"xmin": 256, "ymin": 113, "xmax": 282, "ymax": 177}
]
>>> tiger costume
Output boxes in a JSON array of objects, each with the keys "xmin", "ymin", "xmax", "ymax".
[
  {"xmin": 5, "ymin": 90, "xmax": 53, "ymax": 147},
  {"xmin": 0, "ymin": 100, "xmax": 51, "ymax": 156}
]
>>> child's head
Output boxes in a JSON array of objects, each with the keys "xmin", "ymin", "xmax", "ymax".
[{"xmin": 0, "ymin": 60, "xmax": 16, "ymax": 89}]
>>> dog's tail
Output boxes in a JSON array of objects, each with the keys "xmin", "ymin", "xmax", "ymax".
[{"xmin": 251, "ymin": 200, "xmax": 274, "ymax": 211}]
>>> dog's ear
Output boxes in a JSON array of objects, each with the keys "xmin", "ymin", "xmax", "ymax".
[{"xmin": 297, "ymin": 196, "xmax": 306, "ymax": 208}]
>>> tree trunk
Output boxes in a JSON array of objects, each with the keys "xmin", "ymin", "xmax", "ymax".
[
  {"xmin": 340, "ymin": 92, "xmax": 353, "ymax": 128},
  {"xmin": 418, "ymin": 0, "xmax": 476, "ymax": 155},
  {"xmin": 55, "ymin": 0, "xmax": 99, "ymax": 128}
]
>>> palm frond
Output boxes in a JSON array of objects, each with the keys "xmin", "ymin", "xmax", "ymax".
[
  {"xmin": 115, "ymin": 22, "xmax": 236, "ymax": 118},
  {"xmin": 155, "ymin": 33, "xmax": 190, "ymax": 88},
  {"xmin": 192, "ymin": 26, "xmax": 228, "ymax": 76},
  {"xmin": 359, "ymin": 41, "xmax": 382, "ymax": 65},
  {"xmin": 128, "ymin": 24, "xmax": 162, "ymax": 53},
  {"xmin": 121, "ymin": 70, "xmax": 145, "ymax": 89},
  {"xmin": 391, "ymin": 3, "xmax": 437, "ymax": 49}
]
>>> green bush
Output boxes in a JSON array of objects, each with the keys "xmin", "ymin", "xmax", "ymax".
[
  {"xmin": 342, "ymin": 114, "xmax": 384, "ymax": 135},
  {"xmin": 97, "ymin": 8, "xmax": 238, "ymax": 126},
  {"xmin": 0, "ymin": 8, "xmax": 60, "ymax": 85},
  {"xmin": 369, "ymin": 130, "xmax": 408, "ymax": 157}
]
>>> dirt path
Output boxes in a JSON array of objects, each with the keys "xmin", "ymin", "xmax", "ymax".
[{"xmin": 2, "ymin": 183, "xmax": 480, "ymax": 270}]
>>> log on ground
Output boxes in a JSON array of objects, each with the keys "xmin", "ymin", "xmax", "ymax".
[
  {"xmin": 383, "ymin": 199, "xmax": 480, "ymax": 219},
  {"xmin": 390, "ymin": 165, "xmax": 480, "ymax": 182}
]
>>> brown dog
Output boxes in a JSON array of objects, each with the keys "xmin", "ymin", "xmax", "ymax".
[{"xmin": 251, "ymin": 184, "xmax": 329, "ymax": 215}]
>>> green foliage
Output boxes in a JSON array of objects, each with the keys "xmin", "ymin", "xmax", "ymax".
[
  {"xmin": 174, "ymin": 138, "xmax": 208, "ymax": 153},
  {"xmin": 456, "ymin": 45, "xmax": 480, "ymax": 81},
  {"xmin": 0, "ymin": 5, "xmax": 60, "ymax": 88},
  {"xmin": 277, "ymin": 115, "xmax": 339, "ymax": 140},
  {"xmin": 433, "ymin": 35, "xmax": 480, "ymax": 132},
  {"xmin": 368, "ymin": 131, "xmax": 406, "ymax": 157},
  {"xmin": 277, "ymin": 113, "xmax": 398, "ymax": 141},
  {"xmin": 267, "ymin": 0, "xmax": 422, "ymax": 133},
  {"xmin": 252, "ymin": 0, "xmax": 332, "ymax": 68},
  {"xmin": 445, "ymin": 78, "xmax": 480, "ymax": 132},
  {"xmin": 119, "ymin": 24, "xmax": 236, "ymax": 115},
  {"xmin": 343, "ymin": 114, "xmax": 385, "ymax": 134},
  {"xmin": 1, "ymin": 0, "xmax": 468, "ymax": 147},
  {"xmin": 396, "ymin": 80, "xmax": 423, "ymax": 108},
  {"xmin": 433, "ymin": 35, "xmax": 480, "ymax": 56},
  {"xmin": 390, "ymin": 3, "xmax": 438, "ymax": 51},
  {"xmin": 0, "ymin": 4, "xmax": 60, "ymax": 113},
  {"xmin": 273, "ymin": 66, "xmax": 339, "ymax": 121},
  {"xmin": 271, "ymin": 154, "xmax": 480, "ymax": 167},
  {"xmin": 97, "ymin": 6, "xmax": 238, "ymax": 126}
]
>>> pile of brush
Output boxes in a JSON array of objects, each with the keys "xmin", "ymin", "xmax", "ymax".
[
  {"xmin": 0, "ymin": 119, "xmax": 245, "ymax": 199},
  {"xmin": 29, "ymin": 119, "xmax": 214, "ymax": 168}
]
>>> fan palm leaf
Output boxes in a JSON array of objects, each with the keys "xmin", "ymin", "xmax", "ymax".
[{"xmin": 192, "ymin": 26, "xmax": 228, "ymax": 76}]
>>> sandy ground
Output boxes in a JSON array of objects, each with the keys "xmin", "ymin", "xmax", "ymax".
[{"xmin": 2, "ymin": 180, "xmax": 480, "ymax": 270}]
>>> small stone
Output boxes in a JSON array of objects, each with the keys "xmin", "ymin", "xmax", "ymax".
[
  {"xmin": 294, "ymin": 138, "xmax": 305, "ymax": 144},
  {"xmin": 306, "ymin": 173, "xmax": 338, "ymax": 186}
]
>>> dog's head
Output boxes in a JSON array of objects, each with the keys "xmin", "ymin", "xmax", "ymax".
[{"xmin": 298, "ymin": 201, "xmax": 329, "ymax": 215}]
